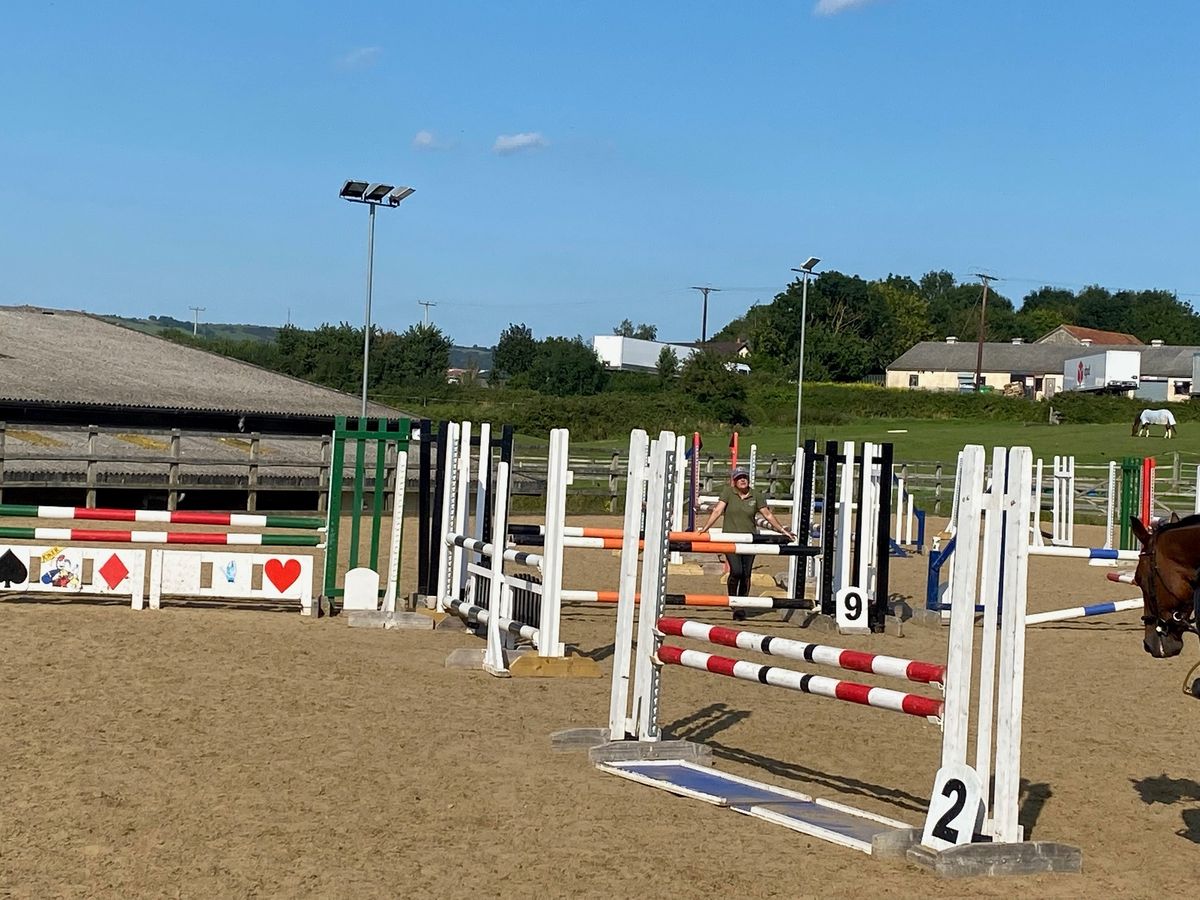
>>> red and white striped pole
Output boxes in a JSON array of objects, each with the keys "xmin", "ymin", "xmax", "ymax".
[
  {"xmin": 657, "ymin": 617, "xmax": 945, "ymax": 685},
  {"xmin": 656, "ymin": 645, "xmax": 943, "ymax": 721}
]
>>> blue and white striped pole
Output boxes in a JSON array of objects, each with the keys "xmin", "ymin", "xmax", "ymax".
[{"xmin": 1026, "ymin": 598, "xmax": 1143, "ymax": 626}]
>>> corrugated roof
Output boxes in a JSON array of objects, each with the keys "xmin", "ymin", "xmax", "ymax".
[
  {"xmin": 1038, "ymin": 325, "xmax": 1144, "ymax": 346},
  {"xmin": 0, "ymin": 306, "xmax": 410, "ymax": 418},
  {"xmin": 889, "ymin": 341, "xmax": 1200, "ymax": 378}
]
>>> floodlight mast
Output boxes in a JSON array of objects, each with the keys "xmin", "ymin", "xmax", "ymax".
[
  {"xmin": 339, "ymin": 180, "xmax": 415, "ymax": 419},
  {"xmin": 789, "ymin": 256, "xmax": 821, "ymax": 450}
]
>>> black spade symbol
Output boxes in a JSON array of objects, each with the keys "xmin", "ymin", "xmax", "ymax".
[{"xmin": 0, "ymin": 549, "xmax": 28, "ymax": 587}]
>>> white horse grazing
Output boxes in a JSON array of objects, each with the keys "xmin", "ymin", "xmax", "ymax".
[{"xmin": 1132, "ymin": 408, "xmax": 1177, "ymax": 438}]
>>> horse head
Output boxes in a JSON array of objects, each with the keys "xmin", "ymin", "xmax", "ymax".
[
  {"xmin": 1132, "ymin": 412, "xmax": 1142, "ymax": 437},
  {"xmin": 1130, "ymin": 515, "xmax": 1200, "ymax": 658}
]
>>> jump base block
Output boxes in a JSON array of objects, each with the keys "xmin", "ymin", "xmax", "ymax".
[
  {"xmin": 345, "ymin": 611, "xmax": 435, "ymax": 630},
  {"xmin": 550, "ymin": 727, "xmax": 610, "ymax": 752},
  {"xmin": 508, "ymin": 652, "xmax": 602, "ymax": 679},
  {"xmin": 905, "ymin": 839, "xmax": 1083, "ymax": 877},
  {"xmin": 588, "ymin": 740, "xmax": 713, "ymax": 766}
]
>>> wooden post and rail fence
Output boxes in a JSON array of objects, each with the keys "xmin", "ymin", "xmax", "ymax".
[{"xmin": 1, "ymin": 422, "xmax": 1195, "ymax": 521}]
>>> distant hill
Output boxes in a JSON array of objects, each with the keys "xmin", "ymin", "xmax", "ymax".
[
  {"xmin": 102, "ymin": 314, "xmax": 493, "ymax": 369},
  {"xmin": 450, "ymin": 345, "xmax": 493, "ymax": 371},
  {"xmin": 100, "ymin": 314, "xmax": 280, "ymax": 343}
]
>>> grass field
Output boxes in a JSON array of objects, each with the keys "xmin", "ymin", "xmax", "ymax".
[{"xmin": 571, "ymin": 418, "xmax": 1200, "ymax": 467}]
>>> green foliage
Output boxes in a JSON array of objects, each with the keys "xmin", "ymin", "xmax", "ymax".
[
  {"xmin": 606, "ymin": 371, "xmax": 665, "ymax": 394},
  {"xmin": 656, "ymin": 345, "xmax": 679, "ymax": 382},
  {"xmin": 679, "ymin": 351, "xmax": 748, "ymax": 424},
  {"xmin": 525, "ymin": 337, "xmax": 607, "ymax": 396},
  {"xmin": 493, "ymin": 323, "xmax": 538, "ymax": 379},
  {"xmin": 613, "ymin": 319, "xmax": 658, "ymax": 340},
  {"xmin": 376, "ymin": 324, "xmax": 452, "ymax": 389},
  {"xmin": 1047, "ymin": 392, "xmax": 1200, "ymax": 425}
]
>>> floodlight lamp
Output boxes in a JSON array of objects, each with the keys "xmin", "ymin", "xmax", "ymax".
[
  {"xmin": 364, "ymin": 183, "xmax": 394, "ymax": 203},
  {"xmin": 340, "ymin": 180, "xmax": 369, "ymax": 200},
  {"xmin": 387, "ymin": 186, "xmax": 415, "ymax": 206}
]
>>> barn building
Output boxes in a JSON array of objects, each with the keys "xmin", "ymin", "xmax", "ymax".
[{"xmin": 0, "ymin": 305, "xmax": 411, "ymax": 510}]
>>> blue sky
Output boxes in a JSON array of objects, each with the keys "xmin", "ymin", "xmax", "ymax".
[{"xmin": 2, "ymin": 1, "xmax": 1197, "ymax": 346}]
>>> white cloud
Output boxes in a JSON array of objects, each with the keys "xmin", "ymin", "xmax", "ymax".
[
  {"xmin": 412, "ymin": 130, "xmax": 441, "ymax": 150},
  {"xmin": 493, "ymin": 132, "xmax": 547, "ymax": 155},
  {"xmin": 337, "ymin": 46, "xmax": 381, "ymax": 69},
  {"xmin": 814, "ymin": 0, "xmax": 882, "ymax": 15}
]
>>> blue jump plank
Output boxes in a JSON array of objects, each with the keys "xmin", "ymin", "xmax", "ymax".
[{"xmin": 599, "ymin": 759, "xmax": 910, "ymax": 855}]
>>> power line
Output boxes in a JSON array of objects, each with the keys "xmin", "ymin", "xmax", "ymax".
[{"xmin": 955, "ymin": 272, "xmax": 1200, "ymax": 302}]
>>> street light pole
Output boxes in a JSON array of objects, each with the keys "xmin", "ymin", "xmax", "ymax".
[
  {"xmin": 339, "ymin": 180, "xmax": 415, "ymax": 421},
  {"xmin": 360, "ymin": 203, "xmax": 376, "ymax": 420},
  {"xmin": 790, "ymin": 257, "xmax": 821, "ymax": 451}
]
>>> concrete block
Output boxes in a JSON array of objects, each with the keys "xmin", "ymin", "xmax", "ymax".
[
  {"xmin": 870, "ymin": 827, "xmax": 921, "ymax": 859},
  {"xmin": 345, "ymin": 611, "xmax": 435, "ymax": 630},
  {"xmin": 444, "ymin": 647, "xmax": 523, "ymax": 670},
  {"xmin": 444, "ymin": 647, "xmax": 485, "ymax": 669},
  {"xmin": 803, "ymin": 613, "xmax": 840, "ymax": 634},
  {"xmin": 434, "ymin": 612, "xmax": 469, "ymax": 630},
  {"xmin": 588, "ymin": 739, "xmax": 713, "ymax": 766},
  {"xmin": 550, "ymin": 727, "xmax": 610, "ymax": 752},
  {"xmin": 910, "ymin": 607, "xmax": 948, "ymax": 628},
  {"xmin": 906, "ymin": 841, "xmax": 1083, "ymax": 878}
]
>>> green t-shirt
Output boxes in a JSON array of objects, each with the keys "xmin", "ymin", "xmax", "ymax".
[{"xmin": 717, "ymin": 483, "xmax": 766, "ymax": 536}]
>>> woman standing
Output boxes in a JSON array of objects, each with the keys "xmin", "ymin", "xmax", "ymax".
[{"xmin": 697, "ymin": 467, "xmax": 795, "ymax": 620}]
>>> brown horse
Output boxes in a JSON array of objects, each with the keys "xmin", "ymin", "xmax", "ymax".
[{"xmin": 1130, "ymin": 515, "xmax": 1200, "ymax": 658}]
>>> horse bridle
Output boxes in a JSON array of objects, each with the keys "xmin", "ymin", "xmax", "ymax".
[{"xmin": 1139, "ymin": 545, "xmax": 1200, "ymax": 639}]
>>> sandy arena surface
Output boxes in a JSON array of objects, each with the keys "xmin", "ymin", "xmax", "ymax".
[{"xmin": 2, "ymin": 514, "xmax": 1198, "ymax": 898}]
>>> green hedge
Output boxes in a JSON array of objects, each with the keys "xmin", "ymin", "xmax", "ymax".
[
  {"xmin": 1048, "ymin": 392, "xmax": 1200, "ymax": 424},
  {"xmin": 745, "ymin": 383, "xmax": 1046, "ymax": 425},
  {"xmin": 387, "ymin": 382, "xmax": 1200, "ymax": 440}
]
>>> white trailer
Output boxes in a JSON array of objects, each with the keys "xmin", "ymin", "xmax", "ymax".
[
  {"xmin": 592, "ymin": 335, "xmax": 698, "ymax": 372},
  {"xmin": 1062, "ymin": 350, "xmax": 1140, "ymax": 393}
]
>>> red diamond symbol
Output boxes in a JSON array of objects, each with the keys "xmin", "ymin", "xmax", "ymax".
[{"xmin": 98, "ymin": 554, "xmax": 130, "ymax": 590}]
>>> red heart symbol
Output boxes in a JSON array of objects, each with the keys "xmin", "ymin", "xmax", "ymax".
[{"xmin": 264, "ymin": 558, "xmax": 302, "ymax": 592}]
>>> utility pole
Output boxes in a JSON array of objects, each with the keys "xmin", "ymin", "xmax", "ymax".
[
  {"xmin": 972, "ymin": 274, "xmax": 997, "ymax": 391},
  {"xmin": 690, "ymin": 286, "xmax": 721, "ymax": 343},
  {"xmin": 189, "ymin": 306, "xmax": 206, "ymax": 337},
  {"xmin": 418, "ymin": 300, "xmax": 437, "ymax": 327}
]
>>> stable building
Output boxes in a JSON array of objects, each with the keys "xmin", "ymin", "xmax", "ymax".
[{"xmin": 886, "ymin": 327, "xmax": 1198, "ymax": 401}]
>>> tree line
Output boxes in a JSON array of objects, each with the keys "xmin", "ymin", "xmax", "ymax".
[
  {"xmin": 713, "ymin": 270, "xmax": 1199, "ymax": 383},
  {"xmin": 152, "ymin": 269, "xmax": 1200, "ymax": 426}
]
